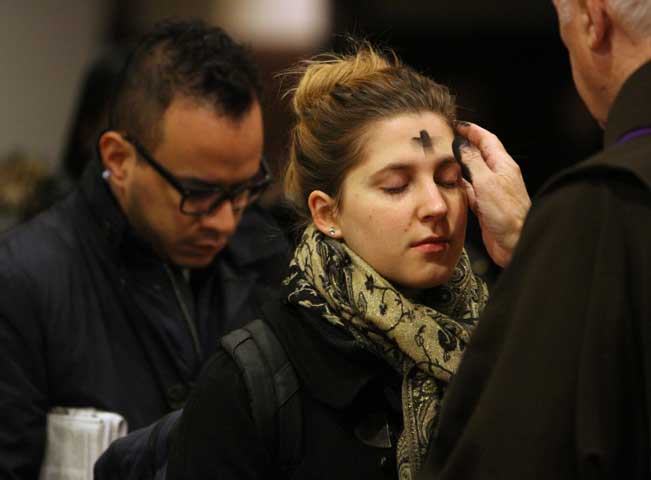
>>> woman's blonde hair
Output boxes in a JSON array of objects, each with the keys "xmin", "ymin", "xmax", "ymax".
[{"xmin": 283, "ymin": 42, "xmax": 457, "ymax": 228}]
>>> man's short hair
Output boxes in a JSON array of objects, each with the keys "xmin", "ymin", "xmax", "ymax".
[{"xmin": 108, "ymin": 18, "xmax": 262, "ymax": 149}]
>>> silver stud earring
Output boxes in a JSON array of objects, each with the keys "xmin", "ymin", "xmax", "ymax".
[
  {"xmin": 328, "ymin": 227, "xmax": 336, "ymax": 236},
  {"xmin": 101, "ymin": 170, "xmax": 111, "ymax": 180}
]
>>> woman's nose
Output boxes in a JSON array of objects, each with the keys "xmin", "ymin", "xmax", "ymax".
[{"xmin": 416, "ymin": 182, "xmax": 448, "ymax": 221}]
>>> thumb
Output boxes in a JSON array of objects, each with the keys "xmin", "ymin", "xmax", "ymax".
[
  {"xmin": 456, "ymin": 121, "xmax": 508, "ymax": 172},
  {"xmin": 455, "ymin": 137, "xmax": 490, "ymax": 181},
  {"xmin": 463, "ymin": 179, "xmax": 477, "ymax": 213}
]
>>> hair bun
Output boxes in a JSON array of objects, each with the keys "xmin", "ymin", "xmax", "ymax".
[{"xmin": 289, "ymin": 45, "xmax": 395, "ymax": 121}]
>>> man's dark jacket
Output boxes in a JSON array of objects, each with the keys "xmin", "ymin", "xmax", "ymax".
[
  {"xmin": 0, "ymin": 161, "xmax": 289, "ymax": 479},
  {"xmin": 426, "ymin": 63, "xmax": 651, "ymax": 478}
]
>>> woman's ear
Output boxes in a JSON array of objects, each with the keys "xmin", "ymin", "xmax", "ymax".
[
  {"xmin": 308, "ymin": 190, "xmax": 342, "ymax": 239},
  {"xmin": 97, "ymin": 131, "xmax": 135, "ymax": 189}
]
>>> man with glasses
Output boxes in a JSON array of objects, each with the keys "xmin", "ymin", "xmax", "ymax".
[
  {"xmin": 122, "ymin": 135, "xmax": 271, "ymax": 222},
  {"xmin": 0, "ymin": 19, "xmax": 289, "ymax": 479}
]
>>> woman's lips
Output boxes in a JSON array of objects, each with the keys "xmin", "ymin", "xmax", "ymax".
[{"xmin": 410, "ymin": 237, "xmax": 450, "ymax": 253}]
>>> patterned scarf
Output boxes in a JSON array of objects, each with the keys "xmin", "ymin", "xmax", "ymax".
[{"xmin": 284, "ymin": 225, "xmax": 488, "ymax": 478}]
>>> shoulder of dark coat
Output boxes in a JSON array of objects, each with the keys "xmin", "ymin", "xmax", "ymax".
[
  {"xmin": 537, "ymin": 138, "xmax": 651, "ymax": 199},
  {"xmin": 0, "ymin": 190, "xmax": 84, "ymax": 283},
  {"xmin": 199, "ymin": 297, "xmax": 297, "ymax": 379}
]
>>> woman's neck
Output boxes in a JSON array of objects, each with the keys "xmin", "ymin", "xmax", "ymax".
[{"xmin": 396, "ymin": 285, "xmax": 426, "ymax": 304}]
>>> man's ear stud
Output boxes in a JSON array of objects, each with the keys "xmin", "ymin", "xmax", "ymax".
[{"xmin": 328, "ymin": 227, "xmax": 336, "ymax": 236}]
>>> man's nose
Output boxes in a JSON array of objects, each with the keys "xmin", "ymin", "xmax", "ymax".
[
  {"xmin": 417, "ymin": 182, "xmax": 448, "ymax": 221},
  {"xmin": 199, "ymin": 199, "xmax": 238, "ymax": 236}
]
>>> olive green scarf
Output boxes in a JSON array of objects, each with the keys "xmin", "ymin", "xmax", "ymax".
[{"xmin": 284, "ymin": 225, "xmax": 488, "ymax": 478}]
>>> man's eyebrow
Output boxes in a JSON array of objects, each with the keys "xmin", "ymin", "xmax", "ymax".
[{"xmin": 179, "ymin": 170, "xmax": 261, "ymax": 190}]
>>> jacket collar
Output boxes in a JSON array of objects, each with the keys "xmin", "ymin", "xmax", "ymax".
[
  {"xmin": 263, "ymin": 296, "xmax": 395, "ymax": 410},
  {"xmin": 79, "ymin": 159, "xmax": 132, "ymax": 253},
  {"xmin": 604, "ymin": 61, "xmax": 651, "ymax": 147}
]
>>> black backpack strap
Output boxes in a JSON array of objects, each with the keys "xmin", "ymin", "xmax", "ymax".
[{"xmin": 221, "ymin": 319, "xmax": 302, "ymax": 472}]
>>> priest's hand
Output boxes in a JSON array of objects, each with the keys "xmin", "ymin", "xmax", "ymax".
[{"xmin": 455, "ymin": 121, "xmax": 531, "ymax": 268}]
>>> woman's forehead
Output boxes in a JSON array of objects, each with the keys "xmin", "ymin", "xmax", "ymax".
[
  {"xmin": 357, "ymin": 114, "xmax": 453, "ymax": 170},
  {"xmin": 364, "ymin": 112, "xmax": 451, "ymax": 150}
]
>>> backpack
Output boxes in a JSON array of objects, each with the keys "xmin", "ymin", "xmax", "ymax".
[{"xmin": 94, "ymin": 319, "xmax": 303, "ymax": 480}]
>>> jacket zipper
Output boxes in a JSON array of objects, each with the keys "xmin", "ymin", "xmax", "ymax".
[{"xmin": 163, "ymin": 264, "xmax": 203, "ymax": 361}]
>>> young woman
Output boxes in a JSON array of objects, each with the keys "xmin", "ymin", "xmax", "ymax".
[{"xmin": 167, "ymin": 44, "xmax": 489, "ymax": 480}]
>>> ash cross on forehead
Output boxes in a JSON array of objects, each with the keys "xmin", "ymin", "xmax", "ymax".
[{"xmin": 412, "ymin": 130, "xmax": 433, "ymax": 154}]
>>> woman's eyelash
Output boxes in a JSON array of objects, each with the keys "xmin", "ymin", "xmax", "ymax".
[
  {"xmin": 382, "ymin": 185, "xmax": 408, "ymax": 195},
  {"xmin": 436, "ymin": 179, "xmax": 460, "ymax": 189},
  {"xmin": 381, "ymin": 174, "xmax": 459, "ymax": 195}
]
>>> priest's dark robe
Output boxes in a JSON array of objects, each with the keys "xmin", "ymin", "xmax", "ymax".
[{"xmin": 425, "ymin": 63, "xmax": 651, "ymax": 479}]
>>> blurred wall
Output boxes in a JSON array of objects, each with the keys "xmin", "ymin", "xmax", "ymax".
[{"xmin": 0, "ymin": 0, "xmax": 110, "ymax": 167}]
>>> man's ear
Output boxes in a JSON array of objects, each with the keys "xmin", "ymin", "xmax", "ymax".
[
  {"xmin": 97, "ymin": 131, "xmax": 134, "ymax": 188},
  {"xmin": 308, "ymin": 190, "xmax": 342, "ymax": 239},
  {"xmin": 584, "ymin": 0, "xmax": 611, "ymax": 50}
]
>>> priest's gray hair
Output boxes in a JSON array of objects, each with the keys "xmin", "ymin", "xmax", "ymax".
[
  {"xmin": 555, "ymin": 0, "xmax": 573, "ymax": 24},
  {"xmin": 556, "ymin": 0, "xmax": 651, "ymax": 37}
]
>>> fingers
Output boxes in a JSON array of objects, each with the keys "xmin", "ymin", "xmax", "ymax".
[
  {"xmin": 454, "ymin": 136, "xmax": 491, "ymax": 181},
  {"xmin": 455, "ymin": 121, "xmax": 509, "ymax": 171},
  {"xmin": 455, "ymin": 122, "xmax": 504, "ymax": 155}
]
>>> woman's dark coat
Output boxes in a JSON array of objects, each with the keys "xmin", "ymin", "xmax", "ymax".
[{"xmin": 167, "ymin": 297, "xmax": 404, "ymax": 479}]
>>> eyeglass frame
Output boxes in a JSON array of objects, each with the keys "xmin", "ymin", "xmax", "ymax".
[{"xmin": 117, "ymin": 133, "xmax": 272, "ymax": 216}]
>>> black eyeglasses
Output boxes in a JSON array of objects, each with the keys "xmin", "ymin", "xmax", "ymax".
[{"xmin": 123, "ymin": 134, "xmax": 272, "ymax": 216}]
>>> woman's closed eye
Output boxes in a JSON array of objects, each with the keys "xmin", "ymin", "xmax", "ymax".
[
  {"xmin": 435, "ymin": 164, "xmax": 461, "ymax": 189},
  {"xmin": 381, "ymin": 183, "xmax": 409, "ymax": 195},
  {"xmin": 377, "ymin": 170, "xmax": 411, "ymax": 195},
  {"xmin": 435, "ymin": 178, "xmax": 460, "ymax": 189}
]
